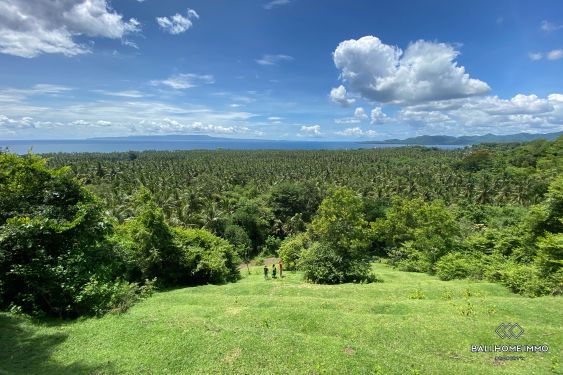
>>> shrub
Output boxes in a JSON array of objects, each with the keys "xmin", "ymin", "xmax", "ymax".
[
  {"xmin": 374, "ymin": 197, "xmax": 460, "ymax": 272},
  {"xmin": 278, "ymin": 232, "xmax": 310, "ymax": 270},
  {"xmin": 173, "ymin": 227, "xmax": 240, "ymax": 284},
  {"xmin": 75, "ymin": 277, "xmax": 155, "ymax": 316},
  {"xmin": 299, "ymin": 242, "xmax": 372, "ymax": 284},
  {"xmin": 498, "ymin": 263, "xmax": 549, "ymax": 297},
  {"xmin": 388, "ymin": 241, "xmax": 433, "ymax": 273},
  {"xmin": 113, "ymin": 188, "xmax": 182, "ymax": 286},
  {"xmin": 223, "ymin": 224, "xmax": 252, "ymax": 262},
  {"xmin": 0, "ymin": 153, "xmax": 118, "ymax": 317},
  {"xmin": 305, "ymin": 188, "xmax": 373, "ymax": 283},
  {"xmin": 435, "ymin": 252, "xmax": 484, "ymax": 281}
]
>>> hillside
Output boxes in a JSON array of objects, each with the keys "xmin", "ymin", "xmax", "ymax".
[
  {"xmin": 363, "ymin": 131, "xmax": 563, "ymax": 145},
  {"xmin": 1, "ymin": 263, "xmax": 560, "ymax": 375}
]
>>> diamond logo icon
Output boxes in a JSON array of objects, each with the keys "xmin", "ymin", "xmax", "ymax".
[{"xmin": 496, "ymin": 323, "xmax": 524, "ymax": 339}]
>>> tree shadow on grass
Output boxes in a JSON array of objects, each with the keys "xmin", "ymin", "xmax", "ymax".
[{"xmin": 0, "ymin": 314, "xmax": 114, "ymax": 375}]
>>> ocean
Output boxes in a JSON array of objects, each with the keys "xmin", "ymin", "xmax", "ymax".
[{"xmin": 0, "ymin": 138, "xmax": 465, "ymax": 154}]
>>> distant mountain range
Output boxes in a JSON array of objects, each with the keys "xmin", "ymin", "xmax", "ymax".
[
  {"xmin": 86, "ymin": 130, "xmax": 563, "ymax": 146},
  {"xmin": 363, "ymin": 130, "xmax": 563, "ymax": 145}
]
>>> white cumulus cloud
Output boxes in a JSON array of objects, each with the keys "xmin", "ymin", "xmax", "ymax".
[
  {"xmin": 0, "ymin": 0, "xmax": 140, "ymax": 58},
  {"xmin": 332, "ymin": 36, "xmax": 490, "ymax": 105},
  {"xmin": 330, "ymin": 85, "xmax": 355, "ymax": 107},
  {"xmin": 370, "ymin": 107, "xmax": 390, "ymax": 124},
  {"xmin": 298, "ymin": 124, "xmax": 321, "ymax": 137},
  {"xmin": 335, "ymin": 127, "xmax": 377, "ymax": 137}
]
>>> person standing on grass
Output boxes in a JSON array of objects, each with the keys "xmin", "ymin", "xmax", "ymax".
[
  {"xmin": 279, "ymin": 260, "xmax": 283, "ymax": 278},
  {"xmin": 263, "ymin": 264, "xmax": 269, "ymax": 280},
  {"xmin": 272, "ymin": 264, "xmax": 277, "ymax": 279}
]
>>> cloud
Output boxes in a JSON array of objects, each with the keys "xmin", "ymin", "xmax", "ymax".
[
  {"xmin": 156, "ymin": 9, "xmax": 199, "ymax": 35},
  {"xmin": 335, "ymin": 106, "xmax": 368, "ymax": 124},
  {"xmin": 354, "ymin": 107, "xmax": 368, "ymax": 120},
  {"xmin": 370, "ymin": 107, "xmax": 390, "ymax": 124},
  {"xmin": 151, "ymin": 73, "xmax": 214, "ymax": 89},
  {"xmin": 529, "ymin": 52, "xmax": 543, "ymax": 61},
  {"xmin": 256, "ymin": 54, "xmax": 294, "ymax": 66},
  {"xmin": 93, "ymin": 90, "xmax": 146, "ymax": 98},
  {"xmin": 330, "ymin": 85, "xmax": 355, "ymax": 107},
  {"xmin": 145, "ymin": 118, "xmax": 251, "ymax": 135},
  {"xmin": 298, "ymin": 124, "xmax": 321, "ymax": 137},
  {"xmin": 547, "ymin": 49, "xmax": 563, "ymax": 60},
  {"xmin": 0, "ymin": 0, "xmax": 140, "ymax": 58},
  {"xmin": 263, "ymin": 0, "xmax": 292, "ymax": 10},
  {"xmin": 332, "ymin": 36, "xmax": 490, "ymax": 105},
  {"xmin": 540, "ymin": 20, "xmax": 563, "ymax": 33},
  {"xmin": 335, "ymin": 127, "xmax": 377, "ymax": 137}
]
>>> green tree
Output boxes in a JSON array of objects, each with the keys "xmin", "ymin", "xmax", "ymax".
[
  {"xmin": 305, "ymin": 188, "xmax": 372, "ymax": 283},
  {"xmin": 0, "ymin": 153, "xmax": 117, "ymax": 317},
  {"xmin": 311, "ymin": 188, "xmax": 370, "ymax": 255},
  {"xmin": 114, "ymin": 188, "xmax": 182, "ymax": 285}
]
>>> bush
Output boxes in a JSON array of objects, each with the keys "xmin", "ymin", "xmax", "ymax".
[
  {"xmin": 223, "ymin": 224, "xmax": 252, "ymax": 262},
  {"xmin": 374, "ymin": 197, "xmax": 460, "ymax": 272},
  {"xmin": 299, "ymin": 242, "xmax": 372, "ymax": 284},
  {"xmin": 498, "ymin": 263, "xmax": 550, "ymax": 297},
  {"xmin": 173, "ymin": 227, "xmax": 240, "ymax": 284},
  {"xmin": 75, "ymin": 277, "xmax": 155, "ymax": 316},
  {"xmin": 278, "ymin": 232, "xmax": 310, "ymax": 270},
  {"xmin": 305, "ymin": 188, "xmax": 373, "ymax": 283},
  {"xmin": 388, "ymin": 241, "xmax": 433, "ymax": 273},
  {"xmin": 115, "ymin": 189, "xmax": 240, "ymax": 287},
  {"xmin": 0, "ymin": 153, "xmax": 118, "ymax": 317},
  {"xmin": 113, "ymin": 189, "xmax": 182, "ymax": 286},
  {"xmin": 435, "ymin": 253, "xmax": 484, "ymax": 281}
]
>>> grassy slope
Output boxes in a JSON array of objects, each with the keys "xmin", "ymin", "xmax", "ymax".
[{"xmin": 1, "ymin": 264, "xmax": 561, "ymax": 375}]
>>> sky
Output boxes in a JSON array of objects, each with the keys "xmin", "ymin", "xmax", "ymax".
[{"xmin": 0, "ymin": 0, "xmax": 562, "ymax": 141}]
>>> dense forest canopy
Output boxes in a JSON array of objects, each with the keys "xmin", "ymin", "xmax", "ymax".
[{"xmin": 1, "ymin": 137, "xmax": 562, "ymax": 317}]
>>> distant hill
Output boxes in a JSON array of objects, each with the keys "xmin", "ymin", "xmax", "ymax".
[{"xmin": 362, "ymin": 131, "xmax": 563, "ymax": 145}]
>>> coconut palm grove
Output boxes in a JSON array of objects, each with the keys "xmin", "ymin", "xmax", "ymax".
[{"xmin": 1, "ymin": 0, "xmax": 562, "ymax": 374}]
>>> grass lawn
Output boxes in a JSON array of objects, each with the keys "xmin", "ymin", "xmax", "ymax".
[{"xmin": 1, "ymin": 263, "xmax": 561, "ymax": 374}]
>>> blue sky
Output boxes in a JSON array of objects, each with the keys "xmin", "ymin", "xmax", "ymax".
[{"xmin": 0, "ymin": 0, "xmax": 562, "ymax": 140}]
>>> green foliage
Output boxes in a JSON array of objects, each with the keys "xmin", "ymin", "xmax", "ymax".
[
  {"xmin": 230, "ymin": 198, "xmax": 271, "ymax": 255},
  {"xmin": 435, "ymin": 252, "xmax": 483, "ymax": 281},
  {"xmin": 535, "ymin": 233, "xmax": 563, "ymax": 292},
  {"xmin": 75, "ymin": 277, "xmax": 155, "ymax": 316},
  {"xmin": 261, "ymin": 235, "xmax": 282, "ymax": 256},
  {"xmin": 173, "ymin": 227, "xmax": 240, "ymax": 284},
  {"xmin": 376, "ymin": 197, "xmax": 459, "ymax": 272},
  {"xmin": 268, "ymin": 181, "xmax": 320, "ymax": 225},
  {"xmin": 223, "ymin": 224, "xmax": 252, "ymax": 261},
  {"xmin": 407, "ymin": 288, "xmax": 426, "ymax": 300},
  {"xmin": 278, "ymin": 232, "xmax": 310, "ymax": 271},
  {"xmin": 527, "ymin": 174, "xmax": 563, "ymax": 237},
  {"xmin": 0, "ymin": 153, "xmax": 117, "ymax": 317},
  {"xmin": 115, "ymin": 189, "xmax": 240, "ymax": 286},
  {"xmin": 305, "ymin": 188, "xmax": 374, "ymax": 283},
  {"xmin": 114, "ymin": 188, "xmax": 182, "ymax": 285},
  {"xmin": 497, "ymin": 262, "xmax": 550, "ymax": 297},
  {"xmin": 457, "ymin": 148, "xmax": 493, "ymax": 171},
  {"xmin": 311, "ymin": 188, "xmax": 370, "ymax": 256},
  {"xmin": 299, "ymin": 242, "xmax": 372, "ymax": 284}
]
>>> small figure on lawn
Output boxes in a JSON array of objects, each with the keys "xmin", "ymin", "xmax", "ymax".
[
  {"xmin": 279, "ymin": 260, "xmax": 283, "ymax": 278},
  {"xmin": 263, "ymin": 264, "xmax": 269, "ymax": 280},
  {"xmin": 272, "ymin": 264, "xmax": 277, "ymax": 279}
]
